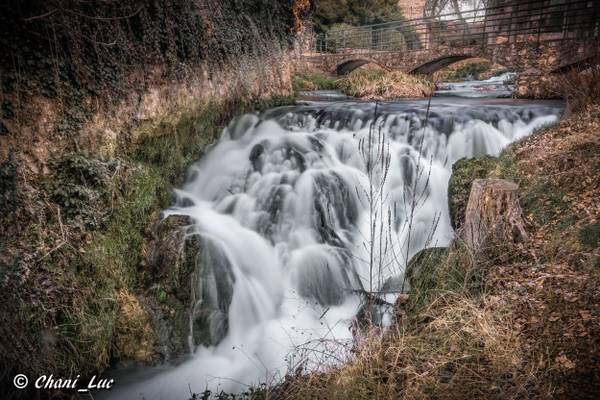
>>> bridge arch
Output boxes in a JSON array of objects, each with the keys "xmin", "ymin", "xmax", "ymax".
[
  {"xmin": 334, "ymin": 59, "xmax": 386, "ymax": 76},
  {"xmin": 409, "ymin": 55, "xmax": 475, "ymax": 75}
]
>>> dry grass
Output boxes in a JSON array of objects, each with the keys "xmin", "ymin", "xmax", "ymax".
[
  {"xmin": 337, "ymin": 69, "xmax": 435, "ymax": 100},
  {"xmin": 113, "ymin": 289, "xmax": 156, "ymax": 363},
  {"xmin": 269, "ymin": 232, "xmax": 549, "ymax": 399},
  {"xmin": 274, "ymin": 292, "xmax": 544, "ymax": 400}
]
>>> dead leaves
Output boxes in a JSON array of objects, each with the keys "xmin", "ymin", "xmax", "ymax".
[
  {"xmin": 555, "ymin": 354, "xmax": 576, "ymax": 370},
  {"xmin": 579, "ymin": 310, "xmax": 594, "ymax": 321}
]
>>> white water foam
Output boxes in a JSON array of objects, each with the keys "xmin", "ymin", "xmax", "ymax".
[{"xmin": 105, "ymin": 100, "xmax": 560, "ymax": 399}]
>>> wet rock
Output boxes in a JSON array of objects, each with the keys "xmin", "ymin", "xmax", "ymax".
[
  {"xmin": 249, "ymin": 143, "xmax": 265, "ymax": 171},
  {"xmin": 228, "ymin": 114, "xmax": 259, "ymax": 140},
  {"xmin": 257, "ymin": 185, "xmax": 289, "ymax": 241},
  {"xmin": 144, "ymin": 213, "xmax": 238, "ymax": 355},
  {"xmin": 190, "ymin": 241, "xmax": 235, "ymax": 347},
  {"xmin": 283, "ymin": 144, "xmax": 306, "ymax": 172},
  {"xmin": 298, "ymin": 258, "xmax": 347, "ymax": 306},
  {"xmin": 142, "ymin": 214, "xmax": 200, "ymax": 360},
  {"xmin": 145, "ymin": 215, "xmax": 193, "ymax": 282},
  {"xmin": 308, "ymin": 135, "xmax": 325, "ymax": 152},
  {"xmin": 312, "ymin": 171, "xmax": 358, "ymax": 245}
]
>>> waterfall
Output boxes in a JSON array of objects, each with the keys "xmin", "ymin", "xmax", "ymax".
[{"xmin": 106, "ymin": 99, "xmax": 561, "ymax": 399}]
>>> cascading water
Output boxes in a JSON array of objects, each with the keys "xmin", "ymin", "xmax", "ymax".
[
  {"xmin": 106, "ymin": 98, "xmax": 561, "ymax": 399},
  {"xmin": 436, "ymin": 72, "xmax": 517, "ymax": 98}
]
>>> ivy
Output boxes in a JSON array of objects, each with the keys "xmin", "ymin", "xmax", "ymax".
[{"xmin": 0, "ymin": 0, "xmax": 298, "ymax": 103}]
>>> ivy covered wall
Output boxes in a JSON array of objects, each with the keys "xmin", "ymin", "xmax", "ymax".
[{"xmin": 0, "ymin": 1, "xmax": 311, "ymax": 396}]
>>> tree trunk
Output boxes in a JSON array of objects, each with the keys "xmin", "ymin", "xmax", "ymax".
[{"xmin": 461, "ymin": 178, "xmax": 528, "ymax": 252}]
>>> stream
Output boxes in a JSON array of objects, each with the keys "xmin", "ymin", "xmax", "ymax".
[{"xmin": 104, "ymin": 80, "xmax": 563, "ymax": 399}]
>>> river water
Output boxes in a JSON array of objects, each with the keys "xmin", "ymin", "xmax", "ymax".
[
  {"xmin": 435, "ymin": 72, "xmax": 516, "ymax": 98},
  {"xmin": 104, "ymin": 84, "xmax": 562, "ymax": 399}
]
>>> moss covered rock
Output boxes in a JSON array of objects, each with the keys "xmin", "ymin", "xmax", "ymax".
[
  {"xmin": 406, "ymin": 247, "xmax": 449, "ymax": 289},
  {"xmin": 142, "ymin": 214, "xmax": 200, "ymax": 360},
  {"xmin": 143, "ymin": 211, "xmax": 237, "ymax": 360},
  {"xmin": 406, "ymin": 247, "xmax": 448, "ymax": 310},
  {"xmin": 448, "ymin": 156, "xmax": 497, "ymax": 231}
]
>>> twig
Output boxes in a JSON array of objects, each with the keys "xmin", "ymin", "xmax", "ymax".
[
  {"xmin": 24, "ymin": 9, "xmax": 59, "ymax": 22},
  {"xmin": 36, "ymin": 241, "xmax": 65, "ymax": 263}
]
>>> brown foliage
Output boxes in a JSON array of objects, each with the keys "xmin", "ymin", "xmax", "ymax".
[{"xmin": 555, "ymin": 59, "xmax": 600, "ymax": 114}]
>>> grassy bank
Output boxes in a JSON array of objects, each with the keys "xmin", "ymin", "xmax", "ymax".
[
  {"xmin": 293, "ymin": 69, "xmax": 434, "ymax": 99},
  {"xmin": 0, "ymin": 94, "xmax": 295, "ymax": 395},
  {"xmin": 337, "ymin": 69, "xmax": 434, "ymax": 99}
]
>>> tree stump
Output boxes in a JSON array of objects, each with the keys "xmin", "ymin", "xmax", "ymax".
[{"xmin": 461, "ymin": 178, "xmax": 528, "ymax": 253}]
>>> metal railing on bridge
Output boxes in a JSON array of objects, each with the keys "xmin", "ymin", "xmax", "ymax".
[{"xmin": 311, "ymin": 0, "xmax": 600, "ymax": 55}]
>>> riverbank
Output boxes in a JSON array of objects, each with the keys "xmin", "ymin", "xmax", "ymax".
[{"xmin": 265, "ymin": 97, "xmax": 600, "ymax": 399}]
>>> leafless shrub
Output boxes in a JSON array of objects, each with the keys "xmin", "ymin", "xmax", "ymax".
[{"xmin": 555, "ymin": 56, "xmax": 600, "ymax": 114}]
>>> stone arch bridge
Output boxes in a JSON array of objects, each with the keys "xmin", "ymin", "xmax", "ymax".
[{"xmin": 304, "ymin": 0, "xmax": 600, "ymax": 76}]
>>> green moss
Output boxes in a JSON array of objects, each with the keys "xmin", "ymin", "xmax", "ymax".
[
  {"xmin": 252, "ymin": 95, "xmax": 296, "ymax": 112},
  {"xmin": 405, "ymin": 241, "xmax": 486, "ymax": 318},
  {"xmin": 406, "ymin": 247, "xmax": 448, "ymax": 311},
  {"xmin": 293, "ymin": 73, "xmax": 339, "ymax": 94},
  {"xmin": 158, "ymin": 289, "xmax": 167, "ymax": 303},
  {"xmin": 579, "ymin": 223, "xmax": 600, "ymax": 249},
  {"xmin": 520, "ymin": 181, "xmax": 576, "ymax": 227},
  {"xmin": 447, "ymin": 156, "xmax": 497, "ymax": 230},
  {"xmin": 85, "ymin": 164, "xmax": 165, "ymax": 284},
  {"xmin": 42, "ymin": 161, "xmax": 167, "ymax": 374},
  {"xmin": 48, "ymin": 154, "xmax": 121, "ymax": 229}
]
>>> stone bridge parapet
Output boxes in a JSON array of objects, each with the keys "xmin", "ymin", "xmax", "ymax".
[{"xmin": 304, "ymin": 0, "xmax": 600, "ymax": 76}]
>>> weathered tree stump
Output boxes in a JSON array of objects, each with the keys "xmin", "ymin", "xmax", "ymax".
[{"xmin": 461, "ymin": 178, "xmax": 528, "ymax": 252}]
